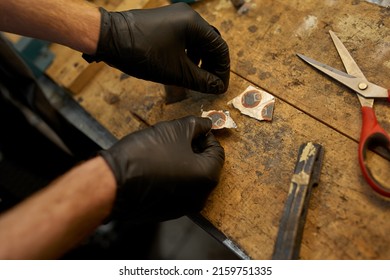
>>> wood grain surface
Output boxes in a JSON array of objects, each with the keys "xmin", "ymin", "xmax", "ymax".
[{"xmin": 45, "ymin": 0, "xmax": 390, "ymax": 259}]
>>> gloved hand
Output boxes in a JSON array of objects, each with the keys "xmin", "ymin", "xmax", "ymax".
[
  {"xmin": 100, "ymin": 116, "xmax": 225, "ymax": 222},
  {"xmin": 83, "ymin": 3, "xmax": 230, "ymax": 94}
]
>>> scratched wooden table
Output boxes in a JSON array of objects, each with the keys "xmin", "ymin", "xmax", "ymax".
[{"xmin": 45, "ymin": 0, "xmax": 390, "ymax": 259}]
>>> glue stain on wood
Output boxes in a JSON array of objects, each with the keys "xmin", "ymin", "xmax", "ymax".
[
  {"xmin": 103, "ymin": 92, "xmax": 120, "ymax": 105},
  {"xmin": 384, "ymin": 60, "xmax": 390, "ymax": 70},
  {"xmin": 215, "ymin": 0, "xmax": 233, "ymax": 11},
  {"xmin": 295, "ymin": 15, "xmax": 318, "ymax": 37}
]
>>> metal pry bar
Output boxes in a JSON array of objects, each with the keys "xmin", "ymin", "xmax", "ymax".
[{"xmin": 272, "ymin": 142, "xmax": 324, "ymax": 260}]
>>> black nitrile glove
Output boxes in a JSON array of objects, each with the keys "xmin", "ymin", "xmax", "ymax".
[
  {"xmin": 100, "ymin": 116, "xmax": 225, "ymax": 222},
  {"xmin": 83, "ymin": 3, "xmax": 230, "ymax": 94}
]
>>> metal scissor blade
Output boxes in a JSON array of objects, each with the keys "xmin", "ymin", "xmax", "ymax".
[
  {"xmin": 329, "ymin": 31, "xmax": 389, "ymax": 100},
  {"xmin": 329, "ymin": 30, "xmax": 366, "ymax": 79},
  {"xmin": 297, "ymin": 54, "xmax": 389, "ymax": 99},
  {"xmin": 297, "ymin": 53, "xmax": 356, "ymax": 83}
]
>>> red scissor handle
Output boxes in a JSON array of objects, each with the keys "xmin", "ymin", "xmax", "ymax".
[{"xmin": 358, "ymin": 107, "xmax": 390, "ymax": 197}]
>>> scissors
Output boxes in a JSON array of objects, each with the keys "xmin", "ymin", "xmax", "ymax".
[{"xmin": 297, "ymin": 30, "xmax": 390, "ymax": 197}]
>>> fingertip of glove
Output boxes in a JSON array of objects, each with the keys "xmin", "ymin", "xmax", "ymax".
[
  {"xmin": 198, "ymin": 115, "xmax": 213, "ymax": 131},
  {"xmin": 209, "ymin": 78, "xmax": 227, "ymax": 94},
  {"xmin": 183, "ymin": 115, "xmax": 212, "ymax": 136}
]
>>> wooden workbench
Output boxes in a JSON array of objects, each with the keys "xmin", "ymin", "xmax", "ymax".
[{"xmin": 45, "ymin": 0, "xmax": 390, "ymax": 259}]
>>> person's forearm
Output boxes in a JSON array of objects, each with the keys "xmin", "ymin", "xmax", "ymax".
[
  {"xmin": 0, "ymin": 0, "xmax": 100, "ymax": 54},
  {"xmin": 0, "ymin": 156, "xmax": 116, "ymax": 259}
]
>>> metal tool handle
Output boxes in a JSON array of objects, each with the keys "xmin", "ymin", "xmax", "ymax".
[
  {"xmin": 272, "ymin": 182, "xmax": 312, "ymax": 260},
  {"xmin": 272, "ymin": 142, "xmax": 324, "ymax": 260},
  {"xmin": 359, "ymin": 106, "xmax": 390, "ymax": 197}
]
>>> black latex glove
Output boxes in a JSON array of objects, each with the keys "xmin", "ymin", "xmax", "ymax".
[
  {"xmin": 83, "ymin": 3, "xmax": 230, "ymax": 94},
  {"xmin": 100, "ymin": 116, "xmax": 225, "ymax": 222}
]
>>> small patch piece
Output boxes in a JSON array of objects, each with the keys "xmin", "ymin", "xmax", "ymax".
[
  {"xmin": 228, "ymin": 85, "xmax": 275, "ymax": 121},
  {"xmin": 201, "ymin": 110, "xmax": 237, "ymax": 129}
]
